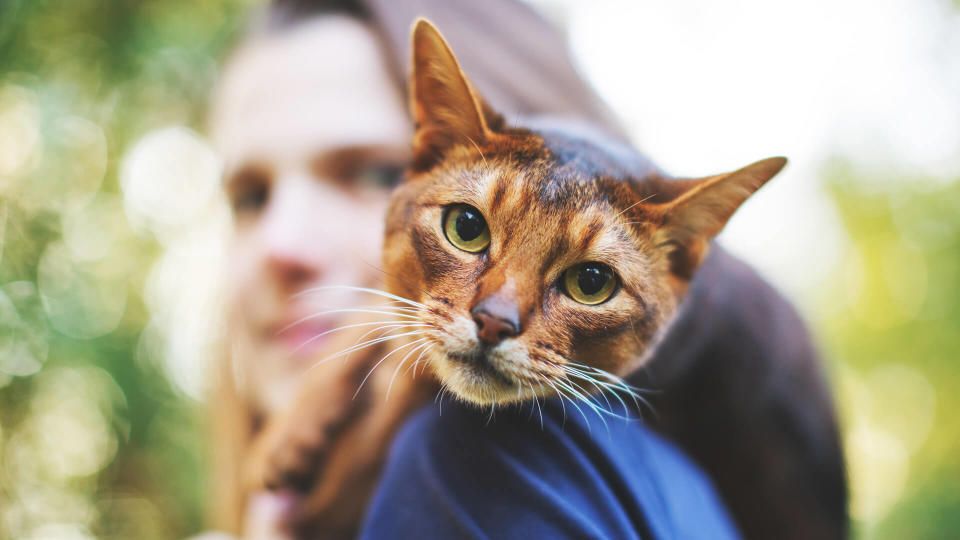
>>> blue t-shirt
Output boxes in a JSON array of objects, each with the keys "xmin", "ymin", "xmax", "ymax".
[{"xmin": 358, "ymin": 397, "xmax": 740, "ymax": 539}]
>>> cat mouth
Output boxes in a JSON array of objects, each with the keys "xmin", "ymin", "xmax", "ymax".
[{"xmin": 445, "ymin": 350, "xmax": 516, "ymax": 388}]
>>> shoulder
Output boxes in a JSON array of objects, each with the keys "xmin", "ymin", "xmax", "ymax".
[
  {"xmin": 359, "ymin": 398, "xmax": 740, "ymax": 540},
  {"xmin": 648, "ymin": 245, "xmax": 818, "ymax": 384}
]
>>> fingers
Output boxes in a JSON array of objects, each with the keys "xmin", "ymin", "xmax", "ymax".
[{"xmin": 242, "ymin": 492, "xmax": 297, "ymax": 540}]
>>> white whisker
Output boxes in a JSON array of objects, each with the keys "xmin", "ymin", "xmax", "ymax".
[
  {"xmin": 296, "ymin": 285, "xmax": 426, "ymax": 308},
  {"xmin": 294, "ymin": 322, "xmax": 427, "ymax": 359},
  {"xmin": 305, "ymin": 330, "xmax": 427, "ymax": 372},
  {"xmin": 339, "ymin": 321, "xmax": 431, "ymax": 366},
  {"xmin": 354, "ymin": 337, "xmax": 430, "ymax": 399},
  {"xmin": 613, "ymin": 193, "xmax": 657, "ymax": 219},
  {"xmin": 568, "ymin": 372, "xmax": 639, "ymax": 412},
  {"xmin": 386, "ymin": 339, "xmax": 434, "ymax": 400},
  {"xmin": 562, "ymin": 365, "xmax": 632, "ymax": 411},
  {"xmin": 404, "ymin": 343, "xmax": 434, "ymax": 377},
  {"xmin": 556, "ymin": 385, "xmax": 591, "ymax": 432},
  {"xmin": 436, "ymin": 384, "xmax": 449, "ymax": 416},
  {"xmin": 283, "ymin": 309, "xmax": 421, "ymax": 333},
  {"xmin": 543, "ymin": 378, "xmax": 567, "ymax": 427},
  {"xmin": 565, "ymin": 376, "xmax": 630, "ymax": 424},
  {"xmin": 282, "ymin": 318, "xmax": 428, "ymax": 341},
  {"xmin": 564, "ymin": 364, "xmax": 650, "ymax": 418},
  {"xmin": 553, "ymin": 378, "xmax": 603, "ymax": 430}
]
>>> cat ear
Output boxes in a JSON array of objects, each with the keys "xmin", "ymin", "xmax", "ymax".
[
  {"xmin": 656, "ymin": 157, "xmax": 787, "ymax": 279},
  {"xmin": 410, "ymin": 19, "xmax": 494, "ymax": 169}
]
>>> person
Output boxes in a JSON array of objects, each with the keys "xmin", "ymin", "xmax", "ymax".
[
  {"xmin": 207, "ymin": 0, "xmax": 640, "ymax": 534},
  {"xmin": 207, "ymin": 0, "xmax": 635, "ymax": 532},
  {"xmin": 206, "ymin": 0, "xmax": 844, "ymax": 538}
]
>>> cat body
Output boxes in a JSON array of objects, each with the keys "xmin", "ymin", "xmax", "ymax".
[
  {"xmin": 385, "ymin": 107, "xmax": 846, "ymax": 539},
  {"xmin": 640, "ymin": 246, "xmax": 847, "ymax": 539},
  {"xmin": 500, "ymin": 119, "xmax": 847, "ymax": 538},
  {"xmin": 246, "ymin": 19, "xmax": 846, "ymax": 539}
]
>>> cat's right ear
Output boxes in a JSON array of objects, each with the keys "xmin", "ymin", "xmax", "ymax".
[
  {"xmin": 654, "ymin": 157, "xmax": 787, "ymax": 280},
  {"xmin": 410, "ymin": 19, "xmax": 492, "ymax": 170}
]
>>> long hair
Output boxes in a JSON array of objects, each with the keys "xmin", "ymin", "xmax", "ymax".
[{"xmin": 257, "ymin": 0, "xmax": 624, "ymax": 136}]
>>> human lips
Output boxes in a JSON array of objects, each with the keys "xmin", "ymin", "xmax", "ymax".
[{"xmin": 271, "ymin": 315, "xmax": 335, "ymax": 358}]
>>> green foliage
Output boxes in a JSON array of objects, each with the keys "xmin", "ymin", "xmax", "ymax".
[
  {"xmin": 820, "ymin": 161, "xmax": 960, "ymax": 539},
  {"xmin": 0, "ymin": 1, "xmax": 253, "ymax": 538}
]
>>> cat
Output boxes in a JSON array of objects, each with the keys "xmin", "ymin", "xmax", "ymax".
[{"xmin": 245, "ymin": 19, "xmax": 847, "ymax": 540}]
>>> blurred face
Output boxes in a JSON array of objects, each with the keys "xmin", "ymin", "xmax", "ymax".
[{"xmin": 211, "ymin": 16, "xmax": 411, "ymax": 411}]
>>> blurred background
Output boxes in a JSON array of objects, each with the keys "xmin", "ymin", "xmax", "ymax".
[{"xmin": 0, "ymin": 0, "xmax": 957, "ymax": 538}]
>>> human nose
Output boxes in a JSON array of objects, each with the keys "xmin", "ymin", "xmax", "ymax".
[{"xmin": 260, "ymin": 178, "xmax": 325, "ymax": 294}]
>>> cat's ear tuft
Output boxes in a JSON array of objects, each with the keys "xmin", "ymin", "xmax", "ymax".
[
  {"xmin": 410, "ymin": 19, "xmax": 493, "ymax": 170},
  {"xmin": 656, "ymin": 156, "xmax": 787, "ymax": 278}
]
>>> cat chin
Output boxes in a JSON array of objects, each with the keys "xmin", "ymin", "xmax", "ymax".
[{"xmin": 432, "ymin": 353, "xmax": 528, "ymax": 406}]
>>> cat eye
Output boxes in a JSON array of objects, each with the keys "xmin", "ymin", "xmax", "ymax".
[
  {"xmin": 563, "ymin": 262, "xmax": 617, "ymax": 305},
  {"xmin": 443, "ymin": 204, "xmax": 490, "ymax": 253}
]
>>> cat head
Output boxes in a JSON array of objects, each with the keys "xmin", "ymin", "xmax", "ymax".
[{"xmin": 382, "ymin": 20, "xmax": 786, "ymax": 405}]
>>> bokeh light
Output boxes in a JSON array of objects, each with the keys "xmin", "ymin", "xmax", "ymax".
[
  {"xmin": 0, "ymin": 281, "xmax": 48, "ymax": 380},
  {"xmin": 121, "ymin": 127, "xmax": 224, "ymax": 242},
  {"xmin": 0, "ymin": 0, "xmax": 252, "ymax": 537},
  {"xmin": 0, "ymin": 84, "xmax": 42, "ymax": 189},
  {"xmin": 37, "ymin": 240, "xmax": 127, "ymax": 340}
]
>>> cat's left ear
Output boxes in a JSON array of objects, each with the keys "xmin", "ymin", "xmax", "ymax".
[
  {"xmin": 655, "ymin": 157, "xmax": 787, "ymax": 279},
  {"xmin": 409, "ymin": 19, "xmax": 498, "ymax": 170}
]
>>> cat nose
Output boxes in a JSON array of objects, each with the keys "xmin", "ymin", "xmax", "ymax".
[
  {"xmin": 471, "ymin": 296, "xmax": 520, "ymax": 345},
  {"xmin": 472, "ymin": 311, "xmax": 518, "ymax": 344}
]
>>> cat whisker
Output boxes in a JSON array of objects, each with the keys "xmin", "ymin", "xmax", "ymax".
[
  {"xmin": 517, "ymin": 379, "xmax": 545, "ymax": 429},
  {"xmin": 613, "ymin": 192, "xmax": 658, "ymax": 219},
  {"xmin": 279, "ymin": 318, "xmax": 427, "ymax": 342},
  {"xmin": 386, "ymin": 339, "xmax": 435, "ymax": 401},
  {"xmin": 552, "ymin": 377, "xmax": 606, "ymax": 430},
  {"xmin": 404, "ymin": 343, "xmax": 434, "ymax": 377},
  {"xmin": 533, "ymin": 393, "xmax": 544, "ymax": 429},
  {"xmin": 356, "ymin": 260, "xmax": 441, "ymax": 303},
  {"xmin": 339, "ymin": 320, "xmax": 435, "ymax": 366},
  {"xmin": 354, "ymin": 337, "xmax": 431, "ymax": 400},
  {"xmin": 296, "ymin": 302, "xmax": 420, "ymax": 315},
  {"xmin": 563, "ymin": 374, "xmax": 632, "ymax": 423},
  {"xmin": 379, "ymin": 302, "xmax": 422, "ymax": 313},
  {"xmin": 341, "ymin": 322, "xmax": 431, "ymax": 356},
  {"xmin": 291, "ymin": 321, "xmax": 426, "ymax": 358},
  {"xmin": 283, "ymin": 309, "xmax": 422, "ymax": 333},
  {"xmin": 571, "ymin": 371, "xmax": 632, "ymax": 417},
  {"xmin": 541, "ymin": 378, "xmax": 567, "ymax": 427},
  {"xmin": 569, "ymin": 368, "xmax": 651, "ymax": 418},
  {"xmin": 561, "ymin": 380, "xmax": 618, "ymax": 430},
  {"xmin": 564, "ymin": 370, "xmax": 618, "ymax": 414},
  {"xmin": 564, "ymin": 360, "xmax": 649, "ymax": 396},
  {"xmin": 465, "ymin": 135, "xmax": 488, "ymax": 168},
  {"xmin": 296, "ymin": 285, "xmax": 427, "ymax": 308},
  {"xmin": 613, "ymin": 199, "xmax": 643, "ymax": 219},
  {"xmin": 535, "ymin": 354, "xmax": 648, "ymax": 420},
  {"xmin": 305, "ymin": 330, "xmax": 428, "ymax": 372},
  {"xmin": 553, "ymin": 381, "xmax": 592, "ymax": 433},
  {"xmin": 435, "ymin": 383, "xmax": 450, "ymax": 416},
  {"xmin": 561, "ymin": 365, "xmax": 632, "ymax": 404}
]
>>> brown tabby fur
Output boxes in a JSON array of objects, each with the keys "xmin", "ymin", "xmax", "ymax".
[{"xmin": 244, "ymin": 19, "xmax": 846, "ymax": 540}]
